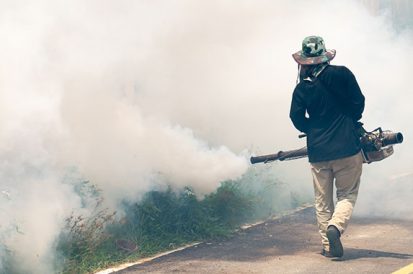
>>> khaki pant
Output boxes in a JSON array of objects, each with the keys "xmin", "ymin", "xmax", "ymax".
[{"xmin": 310, "ymin": 151, "xmax": 363, "ymax": 251}]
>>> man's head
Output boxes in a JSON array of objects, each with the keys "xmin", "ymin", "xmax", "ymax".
[{"xmin": 292, "ymin": 36, "xmax": 336, "ymax": 65}]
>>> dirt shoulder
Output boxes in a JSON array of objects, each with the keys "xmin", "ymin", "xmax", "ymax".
[{"xmin": 115, "ymin": 207, "xmax": 413, "ymax": 274}]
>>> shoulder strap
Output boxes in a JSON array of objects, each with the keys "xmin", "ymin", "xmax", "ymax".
[{"xmin": 314, "ymin": 68, "xmax": 345, "ymax": 114}]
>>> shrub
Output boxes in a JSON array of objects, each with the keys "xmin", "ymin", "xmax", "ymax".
[{"xmin": 55, "ymin": 168, "xmax": 310, "ymax": 273}]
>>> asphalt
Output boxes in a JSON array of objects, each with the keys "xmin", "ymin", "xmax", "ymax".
[{"xmin": 114, "ymin": 206, "xmax": 413, "ymax": 274}]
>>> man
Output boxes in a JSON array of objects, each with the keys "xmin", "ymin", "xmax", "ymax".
[{"xmin": 289, "ymin": 36, "xmax": 365, "ymax": 258}]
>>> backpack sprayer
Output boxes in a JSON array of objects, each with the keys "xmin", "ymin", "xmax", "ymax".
[{"xmin": 250, "ymin": 123, "xmax": 403, "ymax": 164}]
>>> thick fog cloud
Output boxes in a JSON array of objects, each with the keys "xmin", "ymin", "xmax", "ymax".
[{"xmin": 0, "ymin": 0, "xmax": 411, "ymax": 272}]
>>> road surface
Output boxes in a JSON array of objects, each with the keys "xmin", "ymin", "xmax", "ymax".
[{"xmin": 115, "ymin": 207, "xmax": 413, "ymax": 274}]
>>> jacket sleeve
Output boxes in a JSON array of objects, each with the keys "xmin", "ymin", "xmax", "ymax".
[
  {"xmin": 344, "ymin": 68, "xmax": 365, "ymax": 121},
  {"xmin": 289, "ymin": 86, "xmax": 309, "ymax": 133}
]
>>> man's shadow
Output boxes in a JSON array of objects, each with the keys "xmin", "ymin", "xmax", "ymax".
[{"xmin": 332, "ymin": 248, "xmax": 413, "ymax": 261}]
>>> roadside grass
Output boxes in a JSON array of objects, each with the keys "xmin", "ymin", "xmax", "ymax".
[{"xmin": 54, "ymin": 166, "xmax": 310, "ymax": 274}]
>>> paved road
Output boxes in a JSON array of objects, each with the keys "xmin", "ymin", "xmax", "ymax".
[{"xmin": 116, "ymin": 207, "xmax": 413, "ymax": 274}]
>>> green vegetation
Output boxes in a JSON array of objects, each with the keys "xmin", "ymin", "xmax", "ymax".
[{"xmin": 52, "ymin": 166, "xmax": 310, "ymax": 274}]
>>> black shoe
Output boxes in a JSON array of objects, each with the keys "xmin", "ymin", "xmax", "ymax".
[
  {"xmin": 321, "ymin": 249, "xmax": 333, "ymax": 258},
  {"xmin": 326, "ymin": 225, "xmax": 343, "ymax": 257}
]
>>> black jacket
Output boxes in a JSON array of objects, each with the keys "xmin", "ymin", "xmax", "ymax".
[{"xmin": 289, "ymin": 65, "xmax": 365, "ymax": 163}]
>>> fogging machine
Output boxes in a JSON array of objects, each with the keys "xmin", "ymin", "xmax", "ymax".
[{"xmin": 250, "ymin": 124, "xmax": 404, "ymax": 164}]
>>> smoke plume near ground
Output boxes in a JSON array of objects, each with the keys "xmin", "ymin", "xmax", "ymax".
[{"xmin": 0, "ymin": 0, "xmax": 412, "ymax": 272}]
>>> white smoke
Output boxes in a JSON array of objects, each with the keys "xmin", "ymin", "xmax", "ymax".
[{"xmin": 0, "ymin": 0, "xmax": 412, "ymax": 272}]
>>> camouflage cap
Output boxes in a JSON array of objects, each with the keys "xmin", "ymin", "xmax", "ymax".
[{"xmin": 292, "ymin": 36, "xmax": 336, "ymax": 65}]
